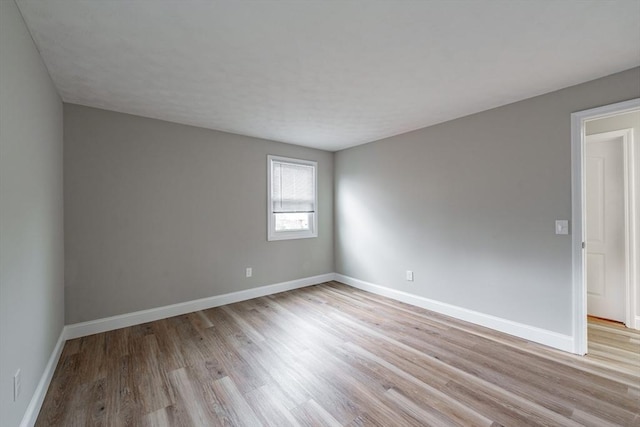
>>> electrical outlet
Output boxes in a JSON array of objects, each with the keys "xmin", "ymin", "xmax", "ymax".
[
  {"xmin": 13, "ymin": 369, "xmax": 21, "ymax": 401},
  {"xmin": 246, "ymin": 267, "xmax": 252, "ymax": 278},
  {"xmin": 406, "ymin": 270, "xmax": 414, "ymax": 281}
]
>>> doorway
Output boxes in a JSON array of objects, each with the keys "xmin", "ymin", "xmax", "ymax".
[
  {"xmin": 585, "ymin": 126, "xmax": 633, "ymax": 323},
  {"xmin": 571, "ymin": 98, "xmax": 640, "ymax": 356}
]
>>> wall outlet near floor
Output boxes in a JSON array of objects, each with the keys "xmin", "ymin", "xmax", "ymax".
[
  {"xmin": 406, "ymin": 270, "xmax": 414, "ymax": 281},
  {"xmin": 13, "ymin": 369, "xmax": 21, "ymax": 401},
  {"xmin": 246, "ymin": 267, "xmax": 252, "ymax": 278}
]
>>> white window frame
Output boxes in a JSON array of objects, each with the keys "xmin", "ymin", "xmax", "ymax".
[{"xmin": 267, "ymin": 155, "xmax": 318, "ymax": 241}]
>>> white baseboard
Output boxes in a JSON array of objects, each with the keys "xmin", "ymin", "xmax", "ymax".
[
  {"xmin": 21, "ymin": 271, "xmax": 578, "ymax": 427},
  {"xmin": 634, "ymin": 316, "xmax": 640, "ymax": 330},
  {"xmin": 65, "ymin": 273, "xmax": 335, "ymax": 340},
  {"xmin": 21, "ymin": 273, "xmax": 334, "ymax": 426},
  {"xmin": 19, "ymin": 329, "xmax": 66, "ymax": 427},
  {"xmin": 335, "ymin": 274, "xmax": 575, "ymax": 353}
]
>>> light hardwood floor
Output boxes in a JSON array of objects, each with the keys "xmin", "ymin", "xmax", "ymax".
[
  {"xmin": 587, "ymin": 316, "xmax": 640, "ymax": 377},
  {"xmin": 36, "ymin": 282, "xmax": 640, "ymax": 426}
]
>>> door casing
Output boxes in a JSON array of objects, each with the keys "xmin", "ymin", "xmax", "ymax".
[
  {"xmin": 571, "ymin": 98, "xmax": 639, "ymax": 355},
  {"xmin": 585, "ymin": 129, "xmax": 632, "ymax": 323}
]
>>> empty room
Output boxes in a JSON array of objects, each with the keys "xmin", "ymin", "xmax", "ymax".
[{"xmin": 1, "ymin": 0, "xmax": 640, "ymax": 426}]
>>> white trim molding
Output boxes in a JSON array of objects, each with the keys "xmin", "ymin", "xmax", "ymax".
[
  {"xmin": 335, "ymin": 274, "xmax": 575, "ymax": 353},
  {"xmin": 65, "ymin": 273, "xmax": 335, "ymax": 340},
  {"xmin": 23, "ymin": 270, "xmax": 589, "ymax": 427},
  {"xmin": 19, "ymin": 330, "xmax": 66, "ymax": 427},
  {"xmin": 571, "ymin": 98, "xmax": 640, "ymax": 355}
]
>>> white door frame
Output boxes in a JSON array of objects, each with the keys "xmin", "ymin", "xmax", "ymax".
[
  {"xmin": 571, "ymin": 98, "xmax": 639, "ymax": 355},
  {"xmin": 585, "ymin": 129, "xmax": 634, "ymax": 322}
]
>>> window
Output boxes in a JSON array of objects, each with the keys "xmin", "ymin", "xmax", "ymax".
[{"xmin": 268, "ymin": 155, "xmax": 317, "ymax": 241}]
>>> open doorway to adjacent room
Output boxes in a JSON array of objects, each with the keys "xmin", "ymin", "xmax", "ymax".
[{"xmin": 571, "ymin": 99, "xmax": 640, "ymax": 372}]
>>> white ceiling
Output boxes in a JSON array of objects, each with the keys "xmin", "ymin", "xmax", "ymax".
[{"xmin": 16, "ymin": 0, "xmax": 640, "ymax": 151}]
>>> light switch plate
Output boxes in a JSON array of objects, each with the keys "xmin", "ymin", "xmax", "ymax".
[{"xmin": 555, "ymin": 220, "xmax": 569, "ymax": 235}]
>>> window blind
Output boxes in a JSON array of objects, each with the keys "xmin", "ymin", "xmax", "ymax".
[{"xmin": 272, "ymin": 161, "xmax": 315, "ymax": 213}]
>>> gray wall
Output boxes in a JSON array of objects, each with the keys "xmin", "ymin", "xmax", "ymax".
[
  {"xmin": 335, "ymin": 67, "xmax": 640, "ymax": 335},
  {"xmin": 0, "ymin": 1, "xmax": 65, "ymax": 426},
  {"xmin": 586, "ymin": 111, "xmax": 640, "ymax": 322},
  {"xmin": 64, "ymin": 104, "xmax": 334, "ymax": 324}
]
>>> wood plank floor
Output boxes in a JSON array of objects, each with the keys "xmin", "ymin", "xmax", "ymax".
[
  {"xmin": 36, "ymin": 282, "xmax": 640, "ymax": 426},
  {"xmin": 587, "ymin": 316, "xmax": 640, "ymax": 377}
]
